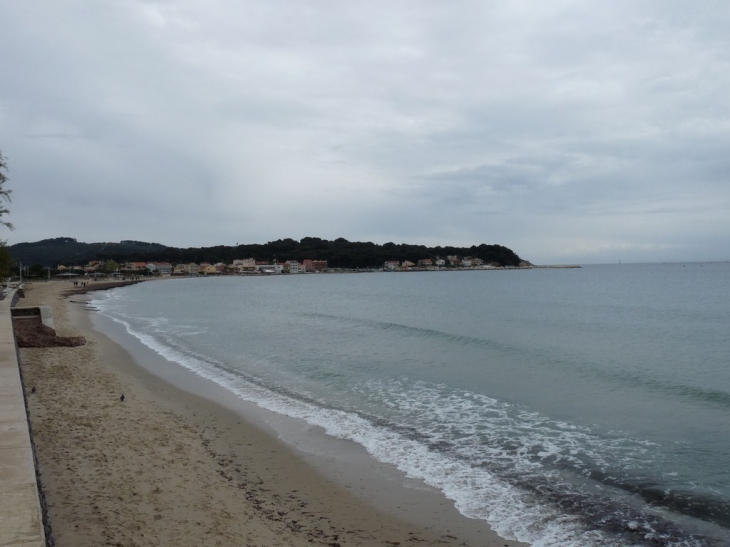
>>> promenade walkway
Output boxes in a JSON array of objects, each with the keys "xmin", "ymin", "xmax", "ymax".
[{"xmin": 0, "ymin": 290, "xmax": 46, "ymax": 547}]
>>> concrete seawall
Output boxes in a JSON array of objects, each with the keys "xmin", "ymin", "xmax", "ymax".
[{"xmin": 0, "ymin": 291, "xmax": 48, "ymax": 547}]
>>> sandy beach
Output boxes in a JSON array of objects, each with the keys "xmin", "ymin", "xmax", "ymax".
[{"xmin": 16, "ymin": 279, "xmax": 523, "ymax": 547}]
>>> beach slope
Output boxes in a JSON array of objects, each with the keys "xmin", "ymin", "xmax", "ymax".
[{"xmin": 18, "ymin": 280, "xmax": 522, "ymax": 547}]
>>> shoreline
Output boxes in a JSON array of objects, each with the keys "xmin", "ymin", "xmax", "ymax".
[{"xmin": 18, "ymin": 280, "xmax": 525, "ymax": 547}]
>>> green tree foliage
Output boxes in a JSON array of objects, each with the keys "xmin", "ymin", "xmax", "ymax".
[
  {"xmin": 27, "ymin": 264, "xmax": 48, "ymax": 278},
  {"xmin": 0, "ymin": 243, "xmax": 13, "ymax": 278},
  {"xmin": 10, "ymin": 237, "xmax": 525, "ymax": 269},
  {"xmin": 102, "ymin": 259, "xmax": 119, "ymax": 273},
  {"xmin": 0, "ymin": 150, "xmax": 15, "ymax": 278},
  {"xmin": 0, "ymin": 150, "xmax": 12, "ymax": 230}
]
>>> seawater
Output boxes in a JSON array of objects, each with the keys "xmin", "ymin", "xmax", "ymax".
[{"xmin": 90, "ymin": 263, "xmax": 730, "ymax": 547}]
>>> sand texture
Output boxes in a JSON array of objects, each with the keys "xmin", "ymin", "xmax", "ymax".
[{"xmin": 17, "ymin": 280, "xmax": 520, "ymax": 547}]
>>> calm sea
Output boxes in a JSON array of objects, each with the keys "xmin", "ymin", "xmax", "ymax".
[{"xmin": 90, "ymin": 263, "xmax": 730, "ymax": 547}]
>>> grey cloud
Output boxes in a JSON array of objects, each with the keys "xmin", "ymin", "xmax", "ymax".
[{"xmin": 0, "ymin": 0, "xmax": 729, "ymax": 263}]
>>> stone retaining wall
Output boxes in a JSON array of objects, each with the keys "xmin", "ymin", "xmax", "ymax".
[{"xmin": 0, "ymin": 290, "xmax": 50, "ymax": 547}]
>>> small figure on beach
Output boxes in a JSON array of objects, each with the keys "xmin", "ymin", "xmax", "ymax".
[
  {"xmin": 31, "ymin": 386, "xmax": 36, "ymax": 394},
  {"xmin": 120, "ymin": 394, "xmax": 125, "ymax": 402}
]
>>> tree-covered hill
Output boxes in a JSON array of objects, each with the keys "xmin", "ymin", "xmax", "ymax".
[
  {"xmin": 9, "ymin": 238, "xmax": 168, "ymax": 267},
  {"xmin": 9, "ymin": 237, "xmax": 525, "ymax": 269}
]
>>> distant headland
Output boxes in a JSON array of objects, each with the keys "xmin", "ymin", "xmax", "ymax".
[{"xmin": 9, "ymin": 237, "xmax": 536, "ymax": 272}]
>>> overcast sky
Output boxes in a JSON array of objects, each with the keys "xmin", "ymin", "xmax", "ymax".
[{"xmin": 1, "ymin": 1, "xmax": 729, "ymax": 264}]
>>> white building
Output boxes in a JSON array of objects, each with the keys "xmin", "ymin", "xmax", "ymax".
[
  {"xmin": 147, "ymin": 262, "xmax": 173, "ymax": 276},
  {"xmin": 233, "ymin": 258, "xmax": 257, "ymax": 272}
]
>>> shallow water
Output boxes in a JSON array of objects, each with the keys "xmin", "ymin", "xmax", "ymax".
[{"xmin": 91, "ymin": 263, "xmax": 730, "ymax": 546}]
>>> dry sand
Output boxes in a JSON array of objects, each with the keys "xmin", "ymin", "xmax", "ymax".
[{"xmin": 17, "ymin": 280, "xmax": 523, "ymax": 547}]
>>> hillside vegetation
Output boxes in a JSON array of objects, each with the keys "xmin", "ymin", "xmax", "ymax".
[{"xmin": 9, "ymin": 237, "xmax": 525, "ymax": 269}]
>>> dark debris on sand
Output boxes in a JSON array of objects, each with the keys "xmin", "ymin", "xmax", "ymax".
[{"xmin": 13, "ymin": 318, "xmax": 86, "ymax": 348}]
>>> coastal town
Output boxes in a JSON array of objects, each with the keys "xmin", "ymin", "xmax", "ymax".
[{"xmin": 54, "ymin": 255, "xmax": 513, "ymax": 277}]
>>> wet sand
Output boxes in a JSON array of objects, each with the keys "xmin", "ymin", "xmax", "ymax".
[{"xmin": 18, "ymin": 280, "xmax": 524, "ymax": 547}]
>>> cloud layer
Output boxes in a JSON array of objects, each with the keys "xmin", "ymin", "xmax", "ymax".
[{"xmin": 1, "ymin": 1, "xmax": 729, "ymax": 263}]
